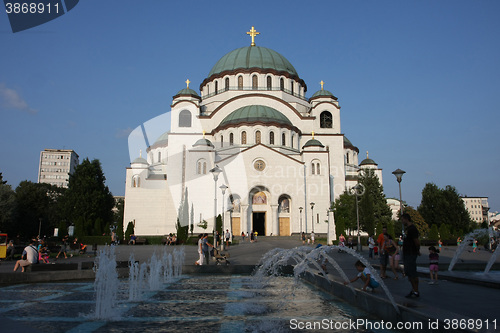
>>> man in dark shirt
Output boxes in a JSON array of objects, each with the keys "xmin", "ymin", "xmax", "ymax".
[{"xmin": 402, "ymin": 213, "xmax": 420, "ymax": 298}]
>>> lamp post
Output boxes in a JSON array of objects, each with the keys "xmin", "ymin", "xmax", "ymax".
[
  {"xmin": 220, "ymin": 184, "xmax": 228, "ymax": 250},
  {"xmin": 392, "ymin": 168, "xmax": 406, "ymax": 235},
  {"xmin": 210, "ymin": 165, "xmax": 222, "ymax": 250},
  {"xmin": 310, "ymin": 202, "xmax": 315, "ymax": 232},
  {"xmin": 38, "ymin": 218, "xmax": 42, "ymax": 239},
  {"xmin": 351, "ymin": 184, "xmax": 364, "ymax": 252},
  {"xmin": 299, "ymin": 207, "xmax": 303, "ymax": 233}
]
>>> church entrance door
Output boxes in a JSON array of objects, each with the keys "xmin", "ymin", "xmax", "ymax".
[{"xmin": 252, "ymin": 212, "xmax": 266, "ymax": 236}]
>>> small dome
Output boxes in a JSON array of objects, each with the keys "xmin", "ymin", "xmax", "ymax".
[
  {"xmin": 154, "ymin": 131, "xmax": 169, "ymax": 145},
  {"xmin": 208, "ymin": 46, "xmax": 298, "ymax": 78},
  {"xmin": 302, "ymin": 139, "xmax": 325, "ymax": 149},
  {"xmin": 310, "ymin": 89, "xmax": 337, "ymax": 100},
  {"xmin": 219, "ymin": 105, "xmax": 292, "ymax": 128},
  {"xmin": 132, "ymin": 157, "xmax": 148, "ymax": 165},
  {"xmin": 193, "ymin": 138, "xmax": 214, "ymax": 148},
  {"xmin": 173, "ymin": 88, "xmax": 200, "ymax": 99},
  {"xmin": 359, "ymin": 151, "xmax": 377, "ymax": 166}
]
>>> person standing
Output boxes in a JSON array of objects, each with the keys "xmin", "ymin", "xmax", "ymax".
[
  {"xmin": 225, "ymin": 229, "xmax": 231, "ymax": 248},
  {"xmin": 368, "ymin": 235, "xmax": 375, "ymax": 259},
  {"xmin": 310, "ymin": 231, "xmax": 315, "ymax": 245},
  {"xmin": 377, "ymin": 227, "xmax": 388, "ymax": 279},
  {"xmin": 202, "ymin": 233, "xmax": 214, "ymax": 265},
  {"xmin": 402, "ymin": 213, "xmax": 420, "ymax": 298},
  {"xmin": 195, "ymin": 234, "xmax": 204, "ymax": 265},
  {"xmin": 428, "ymin": 246, "xmax": 439, "ymax": 285},
  {"xmin": 56, "ymin": 235, "xmax": 69, "ymax": 259}
]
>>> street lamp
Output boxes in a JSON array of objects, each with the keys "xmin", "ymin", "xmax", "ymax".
[
  {"xmin": 220, "ymin": 184, "xmax": 228, "ymax": 250},
  {"xmin": 210, "ymin": 165, "xmax": 222, "ymax": 249},
  {"xmin": 392, "ymin": 168, "xmax": 406, "ymax": 235},
  {"xmin": 351, "ymin": 184, "xmax": 364, "ymax": 252},
  {"xmin": 310, "ymin": 202, "xmax": 315, "ymax": 232},
  {"xmin": 299, "ymin": 207, "xmax": 303, "ymax": 233}
]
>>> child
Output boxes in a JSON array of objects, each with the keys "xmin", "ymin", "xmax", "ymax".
[
  {"xmin": 428, "ymin": 246, "xmax": 439, "ymax": 285},
  {"xmin": 344, "ymin": 260, "xmax": 379, "ymax": 292}
]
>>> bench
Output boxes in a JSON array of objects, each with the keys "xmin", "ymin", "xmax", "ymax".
[{"xmin": 213, "ymin": 248, "xmax": 230, "ymax": 265}]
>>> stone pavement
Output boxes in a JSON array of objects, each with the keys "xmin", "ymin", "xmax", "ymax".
[{"xmin": 1, "ymin": 237, "xmax": 499, "ymax": 332}]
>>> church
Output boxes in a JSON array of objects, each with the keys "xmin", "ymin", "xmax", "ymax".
[{"xmin": 123, "ymin": 27, "xmax": 383, "ymax": 238}]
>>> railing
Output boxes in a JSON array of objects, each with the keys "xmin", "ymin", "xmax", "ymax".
[{"xmin": 202, "ymin": 86, "xmax": 308, "ymax": 101}]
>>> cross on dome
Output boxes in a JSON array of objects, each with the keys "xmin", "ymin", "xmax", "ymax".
[
  {"xmin": 185, "ymin": 79, "xmax": 190, "ymax": 89},
  {"xmin": 247, "ymin": 26, "xmax": 260, "ymax": 46},
  {"xmin": 320, "ymin": 80, "xmax": 324, "ymax": 90},
  {"xmin": 312, "ymin": 131, "xmax": 315, "ymax": 139}
]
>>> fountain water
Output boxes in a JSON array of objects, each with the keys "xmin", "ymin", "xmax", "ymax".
[
  {"xmin": 254, "ymin": 245, "xmax": 400, "ymax": 313},
  {"xmin": 93, "ymin": 246, "xmax": 119, "ymax": 319},
  {"xmin": 448, "ymin": 228, "xmax": 497, "ymax": 272}
]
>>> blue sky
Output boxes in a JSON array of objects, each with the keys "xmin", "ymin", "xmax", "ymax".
[{"xmin": 1, "ymin": 0, "xmax": 499, "ymax": 212}]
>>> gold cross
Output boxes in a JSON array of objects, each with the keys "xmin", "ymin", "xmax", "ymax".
[
  {"xmin": 185, "ymin": 79, "xmax": 190, "ymax": 89},
  {"xmin": 312, "ymin": 131, "xmax": 315, "ymax": 139},
  {"xmin": 320, "ymin": 80, "xmax": 324, "ymax": 90},
  {"xmin": 247, "ymin": 26, "xmax": 260, "ymax": 46}
]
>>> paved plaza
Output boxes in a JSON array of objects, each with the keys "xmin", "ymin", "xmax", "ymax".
[{"xmin": 1, "ymin": 237, "xmax": 499, "ymax": 332}]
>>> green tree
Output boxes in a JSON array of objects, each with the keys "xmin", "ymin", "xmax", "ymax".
[
  {"xmin": 428, "ymin": 224, "xmax": 439, "ymax": 241},
  {"xmin": 113, "ymin": 198, "xmax": 124, "ymax": 240},
  {"xmin": 176, "ymin": 218, "xmax": 188, "ymax": 244},
  {"xmin": 190, "ymin": 204, "xmax": 194, "ymax": 235},
  {"xmin": 418, "ymin": 183, "xmax": 472, "ymax": 232},
  {"xmin": 399, "ymin": 206, "xmax": 429, "ymax": 237},
  {"xmin": 439, "ymin": 224, "xmax": 450, "ymax": 240},
  {"xmin": 125, "ymin": 221, "xmax": 135, "ymax": 241},
  {"xmin": 14, "ymin": 181, "xmax": 63, "ymax": 239},
  {"xmin": 60, "ymin": 158, "xmax": 115, "ymax": 237},
  {"xmin": 335, "ymin": 215, "xmax": 345, "ymax": 240},
  {"xmin": 333, "ymin": 191, "xmax": 356, "ymax": 235},
  {"xmin": 358, "ymin": 169, "xmax": 392, "ymax": 236},
  {"xmin": 0, "ymin": 175, "xmax": 16, "ymax": 235}
]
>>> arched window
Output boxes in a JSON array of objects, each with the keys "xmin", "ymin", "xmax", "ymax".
[
  {"xmin": 280, "ymin": 78, "xmax": 284, "ymax": 91},
  {"xmin": 267, "ymin": 76, "xmax": 272, "ymax": 90},
  {"xmin": 229, "ymin": 133, "xmax": 234, "ymax": 146},
  {"xmin": 252, "ymin": 75, "xmax": 258, "ymax": 89},
  {"xmin": 241, "ymin": 131, "xmax": 247, "ymax": 144},
  {"xmin": 291, "ymin": 82, "xmax": 294, "ymax": 95},
  {"xmin": 215, "ymin": 81, "xmax": 218, "ymax": 95},
  {"xmin": 311, "ymin": 161, "xmax": 321, "ymax": 175},
  {"xmin": 225, "ymin": 77, "xmax": 229, "ymax": 91},
  {"xmin": 320, "ymin": 111, "xmax": 333, "ymax": 128},
  {"xmin": 158, "ymin": 152, "xmax": 161, "ymax": 163},
  {"xmin": 282, "ymin": 133, "xmax": 286, "ymax": 146},
  {"xmin": 291, "ymin": 134, "xmax": 294, "ymax": 148},
  {"xmin": 197, "ymin": 159, "xmax": 208, "ymax": 174},
  {"xmin": 238, "ymin": 76, "xmax": 243, "ymax": 89},
  {"xmin": 197, "ymin": 162, "xmax": 201, "ymax": 174},
  {"xmin": 269, "ymin": 131, "xmax": 275, "ymax": 145},
  {"xmin": 311, "ymin": 162, "xmax": 315, "ymax": 175},
  {"xmin": 132, "ymin": 175, "xmax": 140, "ymax": 187},
  {"xmin": 221, "ymin": 135, "xmax": 224, "ymax": 147},
  {"xmin": 203, "ymin": 162, "xmax": 207, "ymax": 174},
  {"xmin": 317, "ymin": 163, "xmax": 320, "ymax": 175},
  {"xmin": 179, "ymin": 110, "xmax": 192, "ymax": 127},
  {"xmin": 255, "ymin": 130, "xmax": 261, "ymax": 144}
]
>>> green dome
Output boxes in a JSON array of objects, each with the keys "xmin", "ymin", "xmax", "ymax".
[
  {"xmin": 174, "ymin": 88, "xmax": 200, "ymax": 98},
  {"xmin": 360, "ymin": 158, "xmax": 377, "ymax": 166},
  {"xmin": 208, "ymin": 46, "xmax": 298, "ymax": 78},
  {"xmin": 303, "ymin": 139, "xmax": 325, "ymax": 148},
  {"xmin": 154, "ymin": 131, "xmax": 169, "ymax": 144},
  {"xmin": 310, "ymin": 89, "xmax": 337, "ymax": 100},
  {"xmin": 219, "ymin": 105, "xmax": 292, "ymax": 128},
  {"xmin": 132, "ymin": 157, "xmax": 148, "ymax": 165},
  {"xmin": 193, "ymin": 138, "xmax": 214, "ymax": 148}
]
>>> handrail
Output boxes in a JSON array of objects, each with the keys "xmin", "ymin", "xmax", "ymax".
[{"xmin": 202, "ymin": 86, "xmax": 308, "ymax": 101}]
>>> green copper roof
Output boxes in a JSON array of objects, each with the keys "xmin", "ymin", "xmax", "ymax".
[
  {"xmin": 303, "ymin": 139, "xmax": 325, "ymax": 148},
  {"xmin": 343, "ymin": 136, "xmax": 353, "ymax": 147},
  {"xmin": 174, "ymin": 88, "xmax": 200, "ymax": 97},
  {"xmin": 311, "ymin": 89, "xmax": 335, "ymax": 98},
  {"xmin": 132, "ymin": 157, "xmax": 148, "ymax": 165},
  {"xmin": 220, "ymin": 105, "xmax": 292, "ymax": 128},
  {"xmin": 193, "ymin": 138, "xmax": 214, "ymax": 148},
  {"xmin": 208, "ymin": 46, "xmax": 298, "ymax": 77},
  {"xmin": 154, "ymin": 131, "xmax": 169, "ymax": 144},
  {"xmin": 360, "ymin": 158, "xmax": 377, "ymax": 166}
]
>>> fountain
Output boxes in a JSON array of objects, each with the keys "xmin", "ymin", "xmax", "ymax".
[
  {"xmin": 93, "ymin": 246, "xmax": 119, "ymax": 319},
  {"xmin": 448, "ymin": 228, "xmax": 499, "ymax": 272},
  {"xmin": 254, "ymin": 245, "xmax": 400, "ymax": 313}
]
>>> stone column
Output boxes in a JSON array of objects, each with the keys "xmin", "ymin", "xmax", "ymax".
[
  {"xmin": 241, "ymin": 204, "xmax": 249, "ymax": 234},
  {"xmin": 271, "ymin": 204, "xmax": 279, "ymax": 236}
]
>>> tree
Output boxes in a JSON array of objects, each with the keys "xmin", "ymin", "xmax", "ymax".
[
  {"xmin": 190, "ymin": 204, "xmax": 194, "ymax": 235},
  {"xmin": 14, "ymin": 181, "xmax": 63, "ymax": 239},
  {"xmin": 428, "ymin": 224, "xmax": 439, "ymax": 241},
  {"xmin": 439, "ymin": 223, "xmax": 450, "ymax": 240},
  {"xmin": 113, "ymin": 198, "xmax": 124, "ymax": 240},
  {"xmin": 335, "ymin": 215, "xmax": 345, "ymax": 240},
  {"xmin": 333, "ymin": 191, "xmax": 356, "ymax": 235},
  {"xmin": 125, "ymin": 221, "xmax": 135, "ymax": 241},
  {"xmin": 0, "ymin": 178, "xmax": 16, "ymax": 235},
  {"xmin": 358, "ymin": 169, "xmax": 392, "ymax": 236},
  {"xmin": 60, "ymin": 158, "xmax": 115, "ymax": 237},
  {"xmin": 399, "ymin": 206, "xmax": 429, "ymax": 237},
  {"xmin": 418, "ymin": 183, "xmax": 472, "ymax": 232}
]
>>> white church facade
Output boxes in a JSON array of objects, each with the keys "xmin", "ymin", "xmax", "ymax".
[{"xmin": 123, "ymin": 27, "xmax": 382, "ymax": 238}]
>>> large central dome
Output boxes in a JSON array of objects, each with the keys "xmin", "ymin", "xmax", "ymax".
[{"xmin": 208, "ymin": 46, "xmax": 298, "ymax": 78}]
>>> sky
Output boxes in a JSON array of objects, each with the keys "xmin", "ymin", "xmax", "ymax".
[{"xmin": 1, "ymin": 0, "xmax": 499, "ymax": 213}]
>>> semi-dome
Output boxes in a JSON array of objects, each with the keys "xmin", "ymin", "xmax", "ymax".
[
  {"xmin": 219, "ymin": 105, "xmax": 292, "ymax": 128},
  {"xmin": 173, "ymin": 87, "xmax": 200, "ymax": 99},
  {"xmin": 310, "ymin": 89, "xmax": 337, "ymax": 100},
  {"xmin": 208, "ymin": 46, "xmax": 298, "ymax": 78},
  {"xmin": 302, "ymin": 139, "xmax": 325, "ymax": 148},
  {"xmin": 193, "ymin": 138, "xmax": 214, "ymax": 148},
  {"xmin": 360, "ymin": 152, "xmax": 378, "ymax": 166}
]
